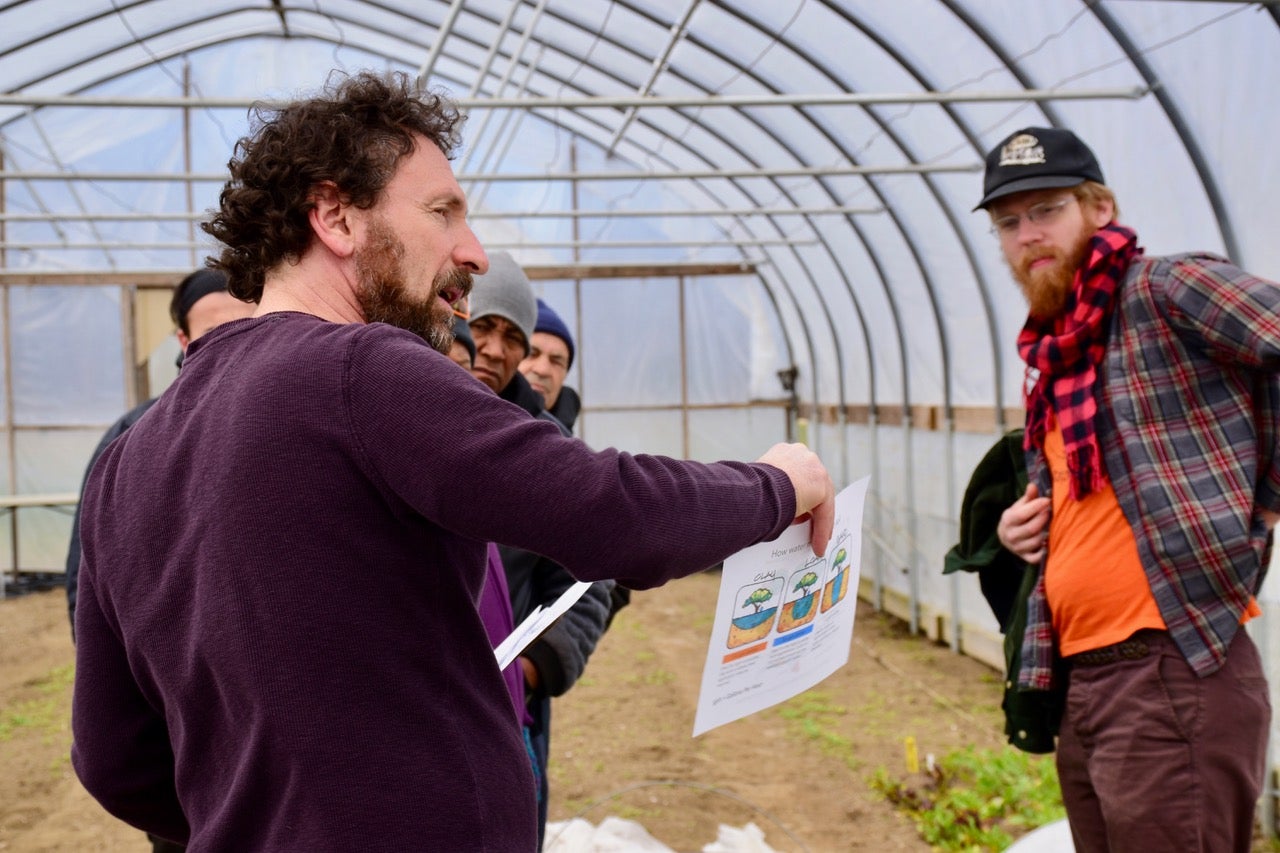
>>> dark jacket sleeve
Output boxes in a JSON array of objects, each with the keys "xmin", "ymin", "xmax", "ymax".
[
  {"xmin": 494, "ymin": 374, "xmax": 613, "ymax": 696},
  {"xmin": 942, "ymin": 428, "xmax": 1028, "ymax": 629},
  {"xmin": 943, "ymin": 428, "xmax": 1063, "ymax": 754},
  {"xmin": 499, "ymin": 544, "xmax": 613, "ymax": 698}
]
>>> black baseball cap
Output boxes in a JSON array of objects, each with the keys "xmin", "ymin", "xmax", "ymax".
[{"xmin": 974, "ymin": 127, "xmax": 1105, "ymax": 210}]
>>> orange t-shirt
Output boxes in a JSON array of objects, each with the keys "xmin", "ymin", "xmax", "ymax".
[
  {"xmin": 1042, "ymin": 420, "xmax": 1259, "ymax": 656},
  {"xmin": 1042, "ymin": 422, "xmax": 1166, "ymax": 656}
]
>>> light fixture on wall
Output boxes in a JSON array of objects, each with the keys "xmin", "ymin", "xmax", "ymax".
[{"xmin": 777, "ymin": 366, "xmax": 803, "ymax": 444}]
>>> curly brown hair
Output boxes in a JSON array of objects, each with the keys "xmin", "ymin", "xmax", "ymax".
[{"xmin": 202, "ymin": 70, "xmax": 465, "ymax": 302}]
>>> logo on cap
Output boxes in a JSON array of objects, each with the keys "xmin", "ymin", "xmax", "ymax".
[{"xmin": 998, "ymin": 134, "xmax": 1046, "ymax": 168}]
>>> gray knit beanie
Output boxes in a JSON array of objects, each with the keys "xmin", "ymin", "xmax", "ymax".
[{"xmin": 468, "ymin": 251, "xmax": 536, "ymax": 355}]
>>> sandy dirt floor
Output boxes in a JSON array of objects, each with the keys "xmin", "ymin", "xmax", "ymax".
[
  {"xmin": 6, "ymin": 571, "xmax": 1244, "ymax": 852},
  {"xmin": 543, "ymin": 571, "xmax": 1014, "ymax": 851},
  {"xmin": 0, "ymin": 573, "xmax": 1020, "ymax": 852}
]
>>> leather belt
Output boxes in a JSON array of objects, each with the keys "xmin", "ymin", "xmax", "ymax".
[{"xmin": 1066, "ymin": 630, "xmax": 1166, "ymax": 667}]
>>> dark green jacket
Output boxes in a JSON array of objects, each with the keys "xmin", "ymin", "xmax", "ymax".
[{"xmin": 943, "ymin": 429, "xmax": 1064, "ymax": 753}]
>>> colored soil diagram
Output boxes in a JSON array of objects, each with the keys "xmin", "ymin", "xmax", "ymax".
[
  {"xmin": 727, "ymin": 576, "xmax": 784, "ymax": 648},
  {"xmin": 820, "ymin": 533, "xmax": 853, "ymax": 613},
  {"xmin": 694, "ymin": 476, "xmax": 869, "ymax": 737},
  {"xmin": 777, "ymin": 555, "xmax": 825, "ymax": 633}
]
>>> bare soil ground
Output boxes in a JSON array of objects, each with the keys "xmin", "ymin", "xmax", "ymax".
[
  {"xmin": 546, "ymin": 571, "xmax": 1011, "ymax": 851},
  {"xmin": 1, "ymin": 575, "xmax": 1029, "ymax": 852}
]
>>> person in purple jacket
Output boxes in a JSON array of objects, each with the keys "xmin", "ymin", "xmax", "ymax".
[
  {"xmin": 70, "ymin": 70, "xmax": 833, "ymax": 852},
  {"xmin": 446, "ymin": 313, "xmax": 538, "ymax": 765}
]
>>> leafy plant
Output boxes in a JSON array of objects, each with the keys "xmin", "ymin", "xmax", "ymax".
[{"xmin": 870, "ymin": 744, "xmax": 1065, "ymax": 851}]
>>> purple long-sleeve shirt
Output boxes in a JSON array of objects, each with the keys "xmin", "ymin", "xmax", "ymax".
[{"xmin": 72, "ymin": 312, "xmax": 794, "ymax": 852}]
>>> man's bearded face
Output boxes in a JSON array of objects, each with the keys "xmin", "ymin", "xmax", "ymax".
[
  {"xmin": 1008, "ymin": 222, "xmax": 1094, "ymax": 320},
  {"xmin": 354, "ymin": 218, "xmax": 471, "ymax": 353}
]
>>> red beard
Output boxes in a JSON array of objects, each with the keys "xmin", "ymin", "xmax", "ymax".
[{"xmin": 1011, "ymin": 227, "xmax": 1094, "ymax": 320}]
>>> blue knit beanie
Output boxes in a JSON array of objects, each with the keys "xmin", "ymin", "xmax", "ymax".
[{"xmin": 534, "ymin": 299, "xmax": 575, "ymax": 368}]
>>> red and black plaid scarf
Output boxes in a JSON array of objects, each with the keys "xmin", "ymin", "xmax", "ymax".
[{"xmin": 1018, "ymin": 223, "xmax": 1141, "ymax": 499}]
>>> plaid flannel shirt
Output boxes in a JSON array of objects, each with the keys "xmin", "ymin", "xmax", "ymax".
[{"xmin": 1018, "ymin": 252, "xmax": 1280, "ymax": 690}]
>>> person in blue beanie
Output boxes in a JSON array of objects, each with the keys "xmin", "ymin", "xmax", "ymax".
[{"xmin": 521, "ymin": 298, "xmax": 580, "ymax": 432}]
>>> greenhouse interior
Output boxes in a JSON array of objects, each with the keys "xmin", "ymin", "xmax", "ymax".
[{"xmin": 3, "ymin": 0, "xmax": 1280, "ymax": 849}]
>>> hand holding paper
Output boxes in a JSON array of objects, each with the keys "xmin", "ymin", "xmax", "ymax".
[
  {"xmin": 755, "ymin": 442, "xmax": 835, "ymax": 556},
  {"xmin": 494, "ymin": 581, "xmax": 591, "ymax": 670},
  {"xmin": 692, "ymin": 477, "xmax": 869, "ymax": 736}
]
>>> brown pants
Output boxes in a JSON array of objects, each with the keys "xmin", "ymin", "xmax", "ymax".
[{"xmin": 1057, "ymin": 628, "xmax": 1270, "ymax": 852}]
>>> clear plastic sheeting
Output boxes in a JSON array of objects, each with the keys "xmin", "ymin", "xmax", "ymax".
[{"xmin": 9, "ymin": 286, "xmax": 125, "ymax": 426}]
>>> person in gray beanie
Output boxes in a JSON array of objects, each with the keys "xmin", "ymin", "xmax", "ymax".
[
  {"xmin": 467, "ymin": 251, "xmax": 561, "ymax": 425},
  {"xmin": 468, "ymin": 251, "xmax": 536, "ymax": 362},
  {"xmin": 467, "ymin": 251, "xmax": 613, "ymax": 849}
]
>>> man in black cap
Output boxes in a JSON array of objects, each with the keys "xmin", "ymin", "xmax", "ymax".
[
  {"xmin": 981, "ymin": 126, "xmax": 1280, "ymax": 851},
  {"xmin": 64, "ymin": 267, "xmax": 252, "ymax": 853}
]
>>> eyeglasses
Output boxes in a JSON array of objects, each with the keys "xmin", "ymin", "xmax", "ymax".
[{"xmin": 989, "ymin": 196, "xmax": 1075, "ymax": 238}]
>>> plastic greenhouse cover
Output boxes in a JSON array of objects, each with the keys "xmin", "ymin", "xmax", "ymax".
[
  {"xmin": 0, "ymin": 1, "xmax": 1278, "ymax": 420},
  {"xmin": 4, "ymin": 10, "xmax": 1280, "ymax": 775}
]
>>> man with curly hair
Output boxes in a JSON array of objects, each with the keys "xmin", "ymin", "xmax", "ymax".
[{"xmin": 70, "ymin": 71, "xmax": 835, "ymax": 851}]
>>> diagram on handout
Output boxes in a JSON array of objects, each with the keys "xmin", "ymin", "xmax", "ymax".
[{"xmin": 693, "ymin": 476, "xmax": 870, "ymax": 736}]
